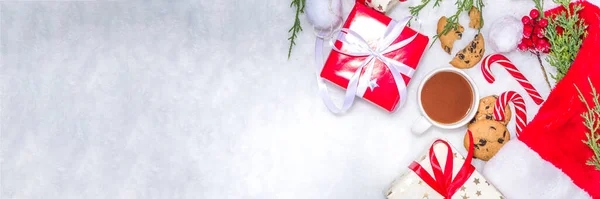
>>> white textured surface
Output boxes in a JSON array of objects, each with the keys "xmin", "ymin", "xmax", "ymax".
[
  {"xmin": 0, "ymin": 0, "xmax": 588, "ymax": 198},
  {"xmin": 484, "ymin": 139, "xmax": 591, "ymax": 199}
]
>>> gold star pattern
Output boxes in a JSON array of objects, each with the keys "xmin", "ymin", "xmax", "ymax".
[
  {"xmin": 418, "ymin": 180, "xmax": 423, "ymax": 185},
  {"xmin": 500, "ymin": 196, "xmax": 504, "ymax": 199},
  {"xmin": 476, "ymin": 191, "xmax": 482, "ymax": 196},
  {"xmin": 454, "ymin": 153, "xmax": 458, "ymax": 158},
  {"xmin": 460, "ymin": 186, "xmax": 466, "ymax": 191},
  {"xmin": 474, "ymin": 178, "xmax": 480, "ymax": 185},
  {"xmin": 462, "ymin": 193, "xmax": 469, "ymax": 199},
  {"xmin": 423, "ymin": 192, "xmax": 429, "ymax": 198}
]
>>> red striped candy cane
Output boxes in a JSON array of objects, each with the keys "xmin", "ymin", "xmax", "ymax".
[
  {"xmin": 494, "ymin": 91, "xmax": 527, "ymax": 136},
  {"xmin": 481, "ymin": 54, "xmax": 544, "ymax": 105}
]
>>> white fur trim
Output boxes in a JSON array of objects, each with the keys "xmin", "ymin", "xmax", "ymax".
[{"xmin": 483, "ymin": 139, "xmax": 591, "ymax": 199}]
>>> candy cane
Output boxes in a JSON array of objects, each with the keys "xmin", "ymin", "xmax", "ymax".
[
  {"xmin": 481, "ymin": 54, "xmax": 544, "ymax": 105},
  {"xmin": 494, "ymin": 91, "xmax": 527, "ymax": 136}
]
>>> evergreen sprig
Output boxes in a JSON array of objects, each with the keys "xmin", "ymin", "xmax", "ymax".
[
  {"xmin": 474, "ymin": 0, "xmax": 484, "ymax": 30},
  {"xmin": 409, "ymin": 0, "xmax": 443, "ymax": 19},
  {"xmin": 288, "ymin": 0, "xmax": 306, "ymax": 59},
  {"xmin": 430, "ymin": 0, "xmax": 484, "ymax": 48},
  {"xmin": 544, "ymin": 0, "xmax": 587, "ymax": 81},
  {"xmin": 575, "ymin": 78, "xmax": 600, "ymax": 171}
]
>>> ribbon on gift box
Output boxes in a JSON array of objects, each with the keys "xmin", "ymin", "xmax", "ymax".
[
  {"xmin": 315, "ymin": 16, "xmax": 418, "ymax": 114},
  {"xmin": 408, "ymin": 131, "xmax": 476, "ymax": 198}
]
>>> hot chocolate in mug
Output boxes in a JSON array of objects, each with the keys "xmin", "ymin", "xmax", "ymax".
[{"xmin": 411, "ymin": 67, "xmax": 480, "ymax": 135}]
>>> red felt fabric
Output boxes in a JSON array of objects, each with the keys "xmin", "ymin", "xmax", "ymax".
[{"xmin": 518, "ymin": 1, "xmax": 600, "ymax": 198}]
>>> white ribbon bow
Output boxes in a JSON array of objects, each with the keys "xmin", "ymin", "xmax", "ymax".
[{"xmin": 315, "ymin": 16, "xmax": 418, "ymax": 114}]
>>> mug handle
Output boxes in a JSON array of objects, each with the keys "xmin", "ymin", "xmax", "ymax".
[{"xmin": 411, "ymin": 115, "xmax": 432, "ymax": 135}]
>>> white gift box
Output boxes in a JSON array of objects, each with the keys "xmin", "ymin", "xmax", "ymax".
[{"xmin": 386, "ymin": 139, "xmax": 504, "ymax": 199}]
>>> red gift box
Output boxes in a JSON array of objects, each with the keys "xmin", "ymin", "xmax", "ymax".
[{"xmin": 320, "ymin": 3, "xmax": 429, "ymax": 112}]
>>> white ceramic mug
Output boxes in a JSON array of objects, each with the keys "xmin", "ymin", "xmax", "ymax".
[{"xmin": 411, "ymin": 67, "xmax": 480, "ymax": 135}]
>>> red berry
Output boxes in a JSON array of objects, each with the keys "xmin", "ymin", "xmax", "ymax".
[
  {"xmin": 518, "ymin": 42, "xmax": 528, "ymax": 51},
  {"xmin": 538, "ymin": 18, "xmax": 548, "ymax": 27},
  {"xmin": 523, "ymin": 25, "xmax": 533, "ymax": 38},
  {"xmin": 534, "ymin": 27, "xmax": 545, "ymax": 38},
  {"xmin": 524, "ymin": 38, "xmax": 534, "ymax": 48},
  {"xmin": 541, "ymin": 38, "xmax": 550, "ymax": 46},
  {"xmin": 539, "ymin": 41, "xmax": 550, "ymax": 53},
  {"xmin": 537, "ymin": 31, "xmax": 545, "ymax": 38},
  {"xmin": 557, "ymin": 27, "xmax": 564, "ymax": 35},
  {"xmin": 536, "ymin": 39, "xmax": 548, "ymax": 51},
  {"xmin": 538, "ymin": 38, "xmax": 548, "ymax": 46},
  {"xmin": 531, "ymin": 36, "xmax": 539, "ymax": 47},
  {"xmin": 522, "ymin": 16, "xmax": 531, "ymax": 25},
  {"xmin": 530, "ymin": 9, "xmax": 540, "ymax": 19},
  {"xmin": 543, "ymin": 44, "xmax": 551, "ymax": 53}
]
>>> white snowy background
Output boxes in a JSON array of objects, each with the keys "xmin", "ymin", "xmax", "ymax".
[{"xmin": 1, "ymin": 0, "xmax": 597, "ymax": 198}]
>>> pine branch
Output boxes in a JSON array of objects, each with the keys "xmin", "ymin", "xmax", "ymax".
[
  {"xmin": 575, "ymin": 78, "xmax": 600, "ymax": 171},
  {"xmin": 544, "ymin": 0, "xmax": 588, "ymax": 82},
  {"xmin": 287, "ymin": 0, "xmax": 306, "ymax": 59}
]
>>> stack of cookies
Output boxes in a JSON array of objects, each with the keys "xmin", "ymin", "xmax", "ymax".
[
  {"xmin": 465, "ymin": 95, "xmax": 512, "ymax": 161},
  {"xmin": 437, "ymin": 6, "xmax": 485, "ymax": 69}
]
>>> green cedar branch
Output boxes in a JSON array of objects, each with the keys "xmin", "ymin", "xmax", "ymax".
[
  {"xmin": 288, "ymin": 0, "xmax": 306, "ymax": 59},
  {"xmin": 532, "ymin": 0, "xmax": 545, "ymax": 19},
  {"xmin": 544, "ymin": 0, "xmax": 587, "ymax": 82},
  {"xmin": 409, "ymin": 0, "xmax": 443, "ymax": 19},
  {"xmin": 575, "ymin": 78, "xmax": 600, "ymax": 171},
  {"xmin": 475, "ymin": 0, "xmax": 484, "ymax": 32}
]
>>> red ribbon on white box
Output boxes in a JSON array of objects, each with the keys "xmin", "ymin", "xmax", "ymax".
[
  {"xmin": 408, "ymin": 131, "xmax": 476, "ymax": 198},
  {"xmin": 314, "ymin": 16, "xmax": 417, "ymax": 114}
]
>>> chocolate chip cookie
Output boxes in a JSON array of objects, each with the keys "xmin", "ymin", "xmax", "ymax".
[
  {"xmin": 465, "ymin": 120, "xmax": 510, "ymax": 161},
  {"xmin": 450, "ymin": 33, "xmax": 485, "ymax": 69},
  {"xmin": 437, "ymin": 16, "xmax": 464, "ymax": 54},
  {"xmin": 468, "ymin": 6, "xmax": 483, "ymax": 29},
  {"xmin": 469, "ymin": 95, "xmax": 512, "ymax": 126}
]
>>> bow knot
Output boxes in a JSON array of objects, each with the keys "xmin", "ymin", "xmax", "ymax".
[
  {"xmin": 408, "ymin": 131, "xmax": 476, "ymax": 198},
  {"xmin": 315, "ymin": 16, "xmax": 418, "ymax": 113}
]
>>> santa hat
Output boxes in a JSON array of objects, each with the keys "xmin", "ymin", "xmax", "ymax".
[{"xmin": 483, "ymin": 1, "xmax": 600, "ymax": 198}]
